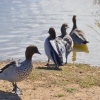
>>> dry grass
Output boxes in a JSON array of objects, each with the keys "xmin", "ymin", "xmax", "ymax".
[
  {"xmin": 0, "ymin": 60, "xmax": 100, "ymax": 100},
  {"xmin": 29, "ymin": 62, "xmax": 100, "ymax": 88},
  {"xmin": 0, "ymin": 60, "xmax": 100, "ymax": 88}
]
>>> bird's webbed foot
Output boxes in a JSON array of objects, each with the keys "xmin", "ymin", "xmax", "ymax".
[{"xmin": 12, "ymin": 82, "xmax": 22, "ymax": 95}]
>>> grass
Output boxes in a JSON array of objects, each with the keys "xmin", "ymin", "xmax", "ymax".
[
  {"xmin": 27, "ymin": 62, "xmax": 100, "ymax": 88},
  {"xmin": 0, "ymin": 61, "xmax": 100, "ymax": 89},
  {"xmin": 57, "ymin": 94, "xmax": 64, "ymax": 97},
  {"xmin": 64, "ymin": 87, "xmax": 77, "ymax": 93},
  {"xmin": 79, "ymin": 75, "xmax": 97, "ymax": 88}
]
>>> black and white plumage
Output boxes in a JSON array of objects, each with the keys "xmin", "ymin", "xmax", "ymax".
[
  {"xmin": 59, "ymin": 23, "xmax": 73, "ymax": 60},
  {"xmin": 44, "ymin": 27, "xmax": 67, "ymax": 69},
  {"xmin": 0, "ymin": 45, "xmax": 40, "ymax": 95},
  {"xmin": 70, "ymin": 15, "xmax": 89, "ymax": 44}
]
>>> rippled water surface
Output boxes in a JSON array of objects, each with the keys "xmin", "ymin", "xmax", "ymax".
[{"xmin": 0, "ymin": 0, "xmax": 100, "ymax": 66}]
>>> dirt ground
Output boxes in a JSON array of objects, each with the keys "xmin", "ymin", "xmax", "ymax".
[
  {"xmin": 0, "ymin": 80, "xmax": 100, "ymax": 100},
  {"xmin": 0, "ymin": 60, "xmax": 100, "ymax": 100}
]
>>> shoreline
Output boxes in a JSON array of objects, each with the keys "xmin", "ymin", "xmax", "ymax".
[
  {"xmin": 0, "ymin": 60, "xmax": 100, "ymax": 100},
  {"xmin": 0, "ymin": 59, "xmax": 100, "ymax": 67}
]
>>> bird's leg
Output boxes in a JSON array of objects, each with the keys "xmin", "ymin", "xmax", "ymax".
[
  {"xmin": 46, "ymin": 59, "xmax": 50, "ymax": 67},
  {"xmin": 65, "ymin": 57, "xmax": 67, "ymax": 64},
  {"xmin": 56, "ymin": 64, "xmax": 59, "ymax": 68},
  {"xmin": 12, "ymin": 82, "xmax": 22, "ymax": 95},
  {"xmin": 54, "ymin": 64, "xmax": 59, "ymax": 70}
]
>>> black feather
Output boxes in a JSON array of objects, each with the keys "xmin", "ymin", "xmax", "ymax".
[{"xmin": 0, "ymin": 61, "xmax": 16, "ymax": 73}]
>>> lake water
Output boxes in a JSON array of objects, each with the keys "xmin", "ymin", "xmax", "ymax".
[{"xmin": 0, "ymin": 0, "xmax": 100, "ymax": 66}]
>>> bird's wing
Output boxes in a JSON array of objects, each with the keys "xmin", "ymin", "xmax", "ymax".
[
  {"xmin": 71, "ymin": 29, "xmax": 88, "ymax": 44},
  {"xmin": 63, "ymin": 35, "xmax": 73, "ymax": 56},
  {"xmin": 63, "ymin": 35, "xmax": 73, "ymax": 48},
  {"xmin": 50, "ymin": 40, "xmax": 59, "ymax": 55},
  {"xmin": 50, "ymin": 38, "xmax": 67, "ymax": 65},
  {"xmin": 74, "ymin": 29, "xmax": 87, "ymax": 41},
  {"xmin": 0, "ymin": 61, "xmax": 17, "ymax": 74}
]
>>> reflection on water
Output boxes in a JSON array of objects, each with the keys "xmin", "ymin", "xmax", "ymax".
[
  {"xmin": 0, "ymin": 0, "xmax": 100, "ymax": 66},
  {"xmin": 72, "ymin": 44, "xmax": 89, "ymax": 61}
]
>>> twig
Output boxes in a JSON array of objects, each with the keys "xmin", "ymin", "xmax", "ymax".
[
  {"xmin": 95, "ymin": 20, "xmax": 100, "ymax": 28},
  {"xmin": 88, "ymin": 25, "xmax": 100, "ymax": 35},
  {"xmin": 91, "ymin": 35, "xmax": 100, "ymax": 42},
  {"xmin": 95, "ymin": 20, "xmax": 100, "ymax": 26},
  {"xmin": 92, "ymin": 27, "xmax": 100, "ymax": 35}
]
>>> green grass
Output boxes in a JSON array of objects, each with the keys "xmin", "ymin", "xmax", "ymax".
[
  {"xmin": 0, "ymin": 61, "xmax": 100, "ymax": 92},
  {"xmin": 64, "ymin": 88, "xmax": 77, "ymax": 93},
  {"xmin": 57, "ymin": 94, "xmax": 64, "ymax": 97},
  {"xmin": 0, "ymin": 61, "xmax": 100, "ymax": 89},
  {"xmin": 27, "ymin": 63, "xmax": 100, "ymax": 88}
]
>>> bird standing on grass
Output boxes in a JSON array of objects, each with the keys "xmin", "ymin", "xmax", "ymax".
[
  {"xmin": 0, "ymin": 45, "xmax": 40, "ymax": 95},
  {"xmin": 70, "ymin": 15, "xmax": 89, "ymax": 44},
  {"xmin": 59, "ymin": 23, "xmax": 73, "ymax": 61},
  {"xmin": 44, "ymin": 27, "xmax": 67, "ymax": 69}
]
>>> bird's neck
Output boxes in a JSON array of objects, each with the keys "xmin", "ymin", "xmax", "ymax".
[
  {"xmin": 24, "ymin": 59, "xmax": 33, "ymax": 68},
  {"xmin": 70, "ymin": 20, "xmax": 77, "ymax": 34},
  {"xmin": 73, "ymin": 20, "xmax": 77, "ymax": 30},
  {"xmin": 49, "ymin": 36, "xmax": 56, "ymax": 39},
  {"xmin": 25, "ymin": 54, "xmax": 33, "ymax": 60},
  {"xmin": 61, "ymin": 29, "xmax": 67, "ymax": 37}
]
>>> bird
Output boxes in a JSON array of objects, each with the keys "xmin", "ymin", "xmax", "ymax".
[
  {"xmin": 70, "ymin": 15, "xmax": 89, "ymax": 44},
  {"xmin": 59, "ymin": 23, "xmax": 73, "ymax": 62},
  {"xmin": 44, "ymin": 27, "xmax": 67, "ymax": 69},
  {"xmin": 0, "ymin": 45, "xmax": 41, "ymax": 95}
]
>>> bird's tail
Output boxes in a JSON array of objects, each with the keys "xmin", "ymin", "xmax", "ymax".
[{"xmin": 83, "ymin": 41, "xmax": 89, "ymax": 44}]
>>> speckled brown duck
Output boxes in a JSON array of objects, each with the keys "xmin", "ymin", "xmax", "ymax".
[{"xmin": 0, "ymin": 45, "xmax": 40, "ymax": 95}]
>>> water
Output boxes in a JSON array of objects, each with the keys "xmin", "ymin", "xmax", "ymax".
[{"xmin": 0, "ymin": 0, "xmax": 100, "ymax": 66}]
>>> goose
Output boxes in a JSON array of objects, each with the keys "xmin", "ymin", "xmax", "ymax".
[
  {"xmin": 70, "ymin": 15, "xmax": 89, "ymax": 44},
  {"xmin": 44, "ymin": 27, "xmax": 67, "ymax": 69},
  {"xmin": 0, "ymin": 45, "xmax": 40, "ymax": 95},
  {"xmin": 59, "ymin": 23, "xmax": 73, "ymax": 60}
]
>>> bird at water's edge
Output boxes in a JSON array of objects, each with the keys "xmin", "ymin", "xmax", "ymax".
[
  {"xmin": 44, "ymin": 27, "xmax": 67, "ymax": 69},
  {"xmin": 0, "ymin": 45, "xmax": 41, "ymax": 95},
  {"xmin": 59, "ymin": 23, "xmax": 73, "ymax": 61},
  {"xmin": 70, "ymin": 15, "xmax": 89, "ymax": 44}
]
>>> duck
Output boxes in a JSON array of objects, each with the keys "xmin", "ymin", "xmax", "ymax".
[
  {"xmin": 0, "ymin": 45, "xmax": 40, "ymax": 95},
  {"xmin": 44, "ymin": 27, "xmax": 67, "ymax": 69},
  {"xmin": 70, "ymin": 15, "xmax": 89, "ymax": 44},
  {"xmin": 59, "ymin": 23, "xmax": 73, "ymax": 60}
]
